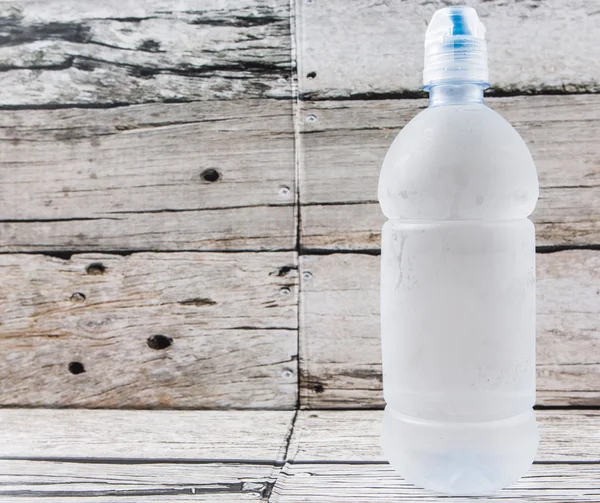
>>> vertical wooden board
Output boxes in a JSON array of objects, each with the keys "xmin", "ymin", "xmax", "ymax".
[
  {"xmin": 299, "ymin": 96, "xmax": 600, "ymax": 249},
  {"xmin": 299, "ymin": 251, "xmax": 600, "ymax": 408},
  {"xmin": 0, "ymin": 0, "xmax": 292, "ymax": 105},
  {"xmin": 296, "ymin": 0, "xmax": 600, "ymax": 98},
  {"xmin": 0, "ymin": 99, "xmax": 296, "ymax": 251},
  {"xmin": 0, "ymin": 252, "xmax": 298, "ymax": 408}
]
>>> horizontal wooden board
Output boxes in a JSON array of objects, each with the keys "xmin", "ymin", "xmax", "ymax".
[
  {"xmin": 0, "ymin": 0, "xmax": 291, "ymax": 105},
  {"xmin": 0, "ymin": 206, "xmax": 295, "ymax": 251},
  {"xmin": 0, "ymin": 496, "xmax": 239, "ymax": 503},
  {"xmin": 0, "ymin": 497, "xmax": 262, "ymax": 503},
  {"xmin": 299, "ymin": 95, "xmax": 600, "ymax": 249},
  {"xmin": 0, "ymin": 409, "xmax": 294, "ymax": 460},
  {"xmin": 0, "ymin": 99, "xmax": 296, "ymax": 252},
  {"xmin": 0, "ymin": 252, "xmax": 298, "ymax": 408},
  {"xmin": 287, "ymin": 410, "xmax": 600, "ymax": 463},
  {"xmin": 296, "ymin": 0, "xmax": 600, "ymax": 98},
  {"xmin": 0, "ymin": 460, "xmax": 275, "ymax": 502},
  {"xmin": 272, "ymin": 463, "xmax": 600, "ymax": 502},
  {"xmin": 299, "ymin": 251, "xmax": 600, "ymax": 408}
]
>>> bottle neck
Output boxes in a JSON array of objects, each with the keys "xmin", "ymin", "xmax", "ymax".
[{"xmin": 427, "ymin": 82, "xmax": 485, "ymax": 107}]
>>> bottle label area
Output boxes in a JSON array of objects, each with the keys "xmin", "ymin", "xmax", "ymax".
[{"xmin": 381, "ymin": 219, "xmax": 536, "ymax": 422}]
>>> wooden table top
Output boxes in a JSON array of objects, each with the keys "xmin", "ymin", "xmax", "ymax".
[{"xmin": 0, "ymin": 409, "xmax": 598, "ymax": 501}]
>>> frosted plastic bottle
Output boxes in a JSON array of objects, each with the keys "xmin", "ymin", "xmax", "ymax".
[{"xmin": 378, "ymin": 7, "xmax": 539, "ymax": 495}]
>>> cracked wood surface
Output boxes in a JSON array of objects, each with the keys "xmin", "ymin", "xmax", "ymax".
[
  {"xmin": 0, "ymin": 409, "xmax": 598, "ymax": 502},
  {"xmin": 272, "ymin": 410, "xmax": 600, "ymax": 502},
  {"xmin": 272, "ymin": 463, "xmax": 600, "ymax": 502},
  {"xmin": 0, "ymin": 0, "xmax": 292, "ymax": 106},
  {"xmin": 299, "ymin": 251, "xmax": 600, "ymax": 408},
  {"xmin": 299, "ymin": 95, "xmax": 600, "ymax": 249},
  {"xmin": 0, "ymin": 461, "xmax": 277, "ymax": 502},
  {"xmin": 0, "ymin": 253, "xmax": 298, "ymax": 408},
  {"xmin": 0, "ymin": 99, "xmax": 295, "ymax": 251},
  {"xmin": 296, "ymin": 0, "xmax": 600, "ymax": 99},
  {"xmin": 0, "ymin": 409, "xmax": 293, "ymax": 501}
]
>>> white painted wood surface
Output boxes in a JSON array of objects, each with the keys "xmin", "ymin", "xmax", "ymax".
[
  {"xmin": 300, "ymin": 251, "xmax": 600, "ymax": 408},
  {"xmin": 0, "ymin": 461, "xmax": 276, "ymax": 502},
  {"xmin": 0, "ymin": 99, "xmax": 295, "ymax": 251},
  {"xmin": 0, "ymin": 495, "xmax": 263, "ymax": 502},
  {"xmin": 271, "ymin": 463, "xmax": 600, "ymax": 502},
  {"xmin": 287, "ymin": 410, "xmax": 600, "ymax": 462},
  {"xmin": 0, "ymin": 496, "xmax": 242, "ymax": 503},
  {"xmin": 297, "ymin": 0, "xmax": 600, "ymax": 98},
  {"xmin": 299, "ymin": 95, "xmax": 600, "ymax": 249},
  {"xmin": 0, "ymin": 409, "xmax": 597, "ymax": 501},
  {"xmin": 0, "ymin": 0, "xmax": 291, "ymax": 105},
  {"xmin": 0, "ymin": 409, "xmax": 295, "ymax": 460},
  {"xmin": 0, "ymin": 253, "xmax": 298, "ymax": 408}
]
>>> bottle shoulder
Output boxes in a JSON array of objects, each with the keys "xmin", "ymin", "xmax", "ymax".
[{"xmin": 378, "ymin": 104, "xmax": 539, "ymax": 220}]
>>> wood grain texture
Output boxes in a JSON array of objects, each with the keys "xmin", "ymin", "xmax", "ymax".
[
  {"xmin": 0, "ymin": 409, "xmax": 294, "ymax": 460},
  {"xmin": 296, "ymin": 0, "xmax": 600, "ymax": 99},
  {"xmin": 0, "ymin": 252, "xmax": 298, "ymax": 408},
  {"xmin": 299, "ymin": 95, "xmax": 600, "ymax": 249},
  {"xmin": 287, "ymin": 410, "xmax": 600, "ymax": 462},
  {"xmin": 0, "ymin": 409, "xmax": 597, "ymax": 502},
  {"xmin": 0, "ymin": 0, "xmax": 291, "ymax": 106},
  {"xmin": 0, "ymin": 99, "xmax": 296, "ymax": 252},
  {"xmin": 0, "ymin": 496, "xmax": 240, "ymax": 503},
  {"xmin": 271, "ymin": 463, "xmax": 600, "ymax": 502},
  {"xmin": 0, "ymin": 460, "xmax": 276, "ymax": 502},
  {"xmin": 299, "ymin": 251, "xmax": 600, "ymax": 408}
]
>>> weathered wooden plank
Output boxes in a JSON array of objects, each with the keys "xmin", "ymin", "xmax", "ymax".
[
  {"xmin": 0, "ymin": 252, "xmax": 298, "ymax": 408},
  {"xmin": 299, "ymin": 95, "xmax": 600, "ymax": 249},
  {"xmin": 0, "ymin": 410, "xmax": 597, "ymax": 502},
  {"xmin": 0, "ymin": 99, "xmax": 296, "ymax": 251},
  {"xmin": 0, "ymin": 206, "xmax": 296, "ymax": 251},
  {"xmin": 271, "ymin": 463, "xmax": 600, "ymax": 502},
  {"xmin": 0, "ymin": 496, "xmax": 237, "ymax": 503},
  {"xmin": 0, "ymin": 409, "xmax": 294, "ymax": 460},
  {"xmin": 299, "ymin": 251, "xmax": 600, "ymax": 408},
  {"xmin": 287, "ymin": 410, "xmax": 600, "ymax": 462},
  {"xmin": 296, "ymin": 0, "xmax": 600, "ymax": 98},
  {"xmin": 0, "ymin": 206, "xmax": 295, "ymax": 251},
  {"xmin": 303, "ymin": 200, "xmax": 600, "ymax": 251},
  {"xmin": 0, "ymin": 460, "xmax": 275, "ymax": 502},
  {"xmin": 0, "ymin": 0, "xmax": 291, "ymax": 105},
  {"xmin": 0, "ymin": 100, "xmax": 294, "ymax": 217}
]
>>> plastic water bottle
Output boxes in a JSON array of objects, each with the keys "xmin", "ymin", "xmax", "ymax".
[{"xmin": 379, "ymin": 6, "xmax": 539, "ymax": 495}]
